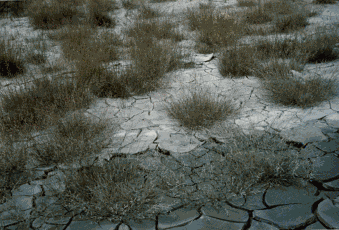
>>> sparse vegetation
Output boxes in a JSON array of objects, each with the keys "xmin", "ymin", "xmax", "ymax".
[{"xmin": 1, "ymin": 0, "xmax": 338, "ymax": 226}]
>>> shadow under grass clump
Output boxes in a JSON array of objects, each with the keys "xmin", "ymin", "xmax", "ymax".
[
  {"xmin": 26, "ymin": 0, "xmax": 78, "ymax": 30},
  {"xmin": 89, "ymin": 11, "xmax": 116, "ymax": 28},
  {"xmin": 0, "ymin": 39, "xmax": 26, "ymax": 78},
  {"xmin": 0, "ymin": 75, "xmax": 96, "ymax": 140},
  {"xmin": 301, "ymin": 30, "xmax": 339, "ymax": 64},
  {"xmin": 0, "ymin": 55, "xmax": 26, "ymax": 78},
  {"xmin": 273, "ymin": 13, "xmax": 309, "ymax": 33},
  {"xmin": 164, "ymin": 76, "xmax": 239, "ymax": 132},
  {"xmin": 254, "ymin": 61, "xmax": 339, "ymax": 108},
  {"xmin": 313, "ymin": 0, "xmax": 337, "ymax": 4}
]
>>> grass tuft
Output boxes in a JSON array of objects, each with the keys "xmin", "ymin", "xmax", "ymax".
[
  {"xmin": 125, "ymin": 17, "xmax": 184, "ymax": 43},
  {"xmin": 186, "ymin": 3, "xmax": 245, "ymax": 52},
  {"xmin": 0, "ymin": 75, "xmax": 95, "ymax": 140},
  {"xmin": 218, "ymin": 45, "xmax": 259, "ymax": 77},
  {"xmin": 123, "ymin": 38, "xmax": 187, "ymax": 96},
  {"xmin": 254, "ymin": 60, "xmax": 339, "ymax": 108},
  {"xmin": 164, "ymin": 74, "xmax": 239, "ymax": 131}
]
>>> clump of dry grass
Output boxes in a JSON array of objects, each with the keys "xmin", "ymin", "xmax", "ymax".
[
  {"xmin": 218, "ymin": 44, "xmax": 260, "ymax": 77},
  {"xmin": 0, "ymin": 74, "xmax": 96, "ymax": 140},
  {"xmin": 57, "ymin": 24, "xmax": 122, "ymax": 64},
  {"xmin": 186, "ymin": 2, "xmax": 245, "ymax": 53},
  {"xmin": 164, "ymin": 73, "xmax": 240, "ymax": 131},
  {"xmin": 122, "ymin": 38, "xmax": 188, "ymax": 96},
  {"xmin": 254, "ymin": 60, "xmax": 339, "ymax": 108},
  {"xmin": 125, "ymin": 17, "xmax": 184, "ymax": 43},
  {"xmin": 206, "ymin": 124, "xmax": 315, "ymax": 195},
  {"xmin": 253, "ymin": 28, "xmax": 339, "ymax": 64}
]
